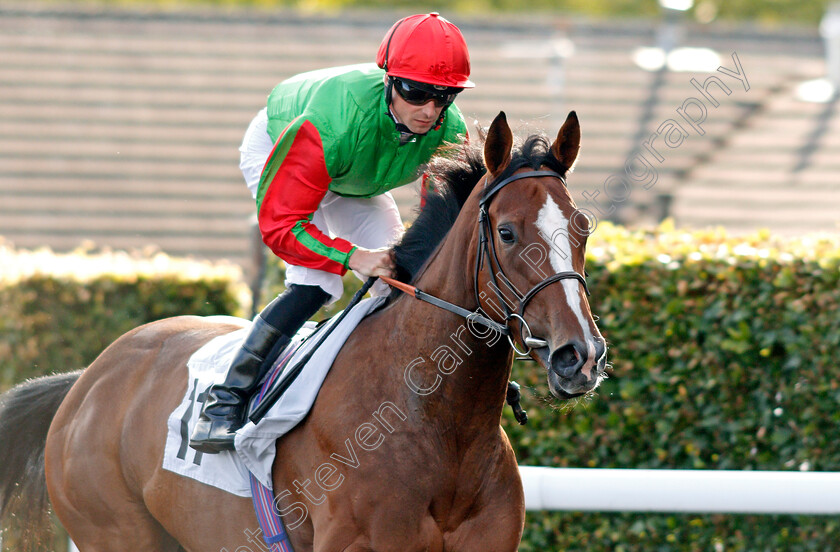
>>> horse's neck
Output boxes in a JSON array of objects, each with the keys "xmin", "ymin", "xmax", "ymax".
[
  {"xmin": 392, "ymin": 199, "xmax": 513, "ymax": 433},
  {"xmin": 413, "ymin": 195, "xmax": 481, "ymax": 313}
]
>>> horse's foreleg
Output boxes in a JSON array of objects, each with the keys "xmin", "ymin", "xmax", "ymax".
[
  {"xmin": 443, "ymin": 452, "xmax": 525, "ymax": 552},
  {"xmin": 442, "ymin": 493, "xmax": 524, "ymax": 552},
  {"xmin": 339, "ymin": 544, "xmax": 373, "ymax": 552}
]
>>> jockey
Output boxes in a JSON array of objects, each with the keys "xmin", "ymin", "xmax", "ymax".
[{"xmin": 190, "ymin": 12, "xmax": 473, "ymax": 453}]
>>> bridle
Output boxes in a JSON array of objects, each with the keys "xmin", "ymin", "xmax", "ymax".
[
  {"xmin": 383, "ymin": 168, "xmax": 589, "ymax": 357},
  {"xmin": 253, "ymin": 169, "xmax": 590, "ymax": 425},
  {"xmin": 475, "ymin": 169, "xmax": 589, "ymax": 356}
]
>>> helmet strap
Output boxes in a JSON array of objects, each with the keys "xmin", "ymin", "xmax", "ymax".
[
  {"xmin": 384, "ymin": 76, "xmax": 394, "ymax": 108},
  {"xmin": 433, "ymin": 109, "xmax": 446, "ymax": 131},
  {"xmin": 389, "ymin": 114, "xmax": 422, "ymax": 143},
  {"xmin": 381, "ymin": 18, "xmax": 408, "ymax": 73}
]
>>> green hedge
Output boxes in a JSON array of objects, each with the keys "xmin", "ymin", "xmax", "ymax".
[
  {"xmin": 501, "ymin": 222, "xmax": 840, "ymax": 550},
  {"xmin": 0, "ymin": 241, "xmax": 248, "ymax": 391}
]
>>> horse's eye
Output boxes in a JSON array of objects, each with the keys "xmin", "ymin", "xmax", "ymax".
[{"xmin": 498, "ymin": 226, "xmax": 516, "ymax": 244}]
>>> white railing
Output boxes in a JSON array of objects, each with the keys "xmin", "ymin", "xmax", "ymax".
[{"xmin": 519, "ymin": 466, "xmax": 840, "ymax": 514}]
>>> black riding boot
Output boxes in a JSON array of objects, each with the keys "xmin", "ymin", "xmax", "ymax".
[{"xmin": 189, "ymin": 284, "xmax": 331, "ymax": 453}]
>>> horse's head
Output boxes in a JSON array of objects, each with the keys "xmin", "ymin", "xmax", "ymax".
[{"xmin": 476, "ymin": 111, "xmax": 607, "ymax": 399}]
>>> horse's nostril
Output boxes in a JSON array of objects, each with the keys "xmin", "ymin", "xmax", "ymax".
[
  {"xmin": 550, "ymin": 343, "xmax": 584, "ymax": 378},
  {"xmin": 595, "ymin": 339, "xmax": 607, "ymax": 363},
  {"xmin": 554, "ymin": 344, "xmax": 579, "ymax": 366}
]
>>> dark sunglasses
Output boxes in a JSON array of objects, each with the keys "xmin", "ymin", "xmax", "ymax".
[{"xmin": 393, "ymin": 78, "xmax": 459, "ymax": 108}]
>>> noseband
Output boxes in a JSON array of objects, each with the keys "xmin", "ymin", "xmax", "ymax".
[{"xmin": 475, "ymin": 169, "xmax": 589, "ymax": 356}]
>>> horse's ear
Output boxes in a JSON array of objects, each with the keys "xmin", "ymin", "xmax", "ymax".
[
  {"xmin": 483, "ymin": 111, "xmax": 513, "ymax": 176},
  {"xmin": 550, "ymin": 111, "xmax": 581, "ymax": 169}
]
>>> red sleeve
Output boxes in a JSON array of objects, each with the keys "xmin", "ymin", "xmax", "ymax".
[{"xmin": 256, "ymin": 118, "xmax": 356, "ymax": 275}]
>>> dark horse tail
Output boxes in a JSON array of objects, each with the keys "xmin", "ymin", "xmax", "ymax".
[{"xmin": 0, "ymin": 370, "xmax": 82, "ymax": 549}]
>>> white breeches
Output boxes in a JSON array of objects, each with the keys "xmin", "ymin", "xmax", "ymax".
[{"xmin": 239, "ymin": 108, "xmax": 404, "ymax": 304}]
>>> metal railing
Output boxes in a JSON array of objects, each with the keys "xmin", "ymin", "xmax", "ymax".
[{"xmin": 520, "ymin": 466, "xmax": 840, "ymax": 514}]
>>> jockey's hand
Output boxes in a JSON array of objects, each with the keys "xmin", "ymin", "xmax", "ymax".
[{"xmin": 348, "ymin": 247, "xmax": 396, "ymax": 279}]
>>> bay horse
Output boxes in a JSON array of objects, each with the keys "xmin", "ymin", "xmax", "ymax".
[{"xmin": 0, "ymin": 111, "xmax": 606, "ymax": 552}]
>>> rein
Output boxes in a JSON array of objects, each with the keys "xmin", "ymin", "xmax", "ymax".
[
  {"xmin": 384, "ymin": 169, "xmax": 589, "ymax": 358},
  {"xmin": 380, "ymin": 276, "xmax": 509, "ymax": 336}
]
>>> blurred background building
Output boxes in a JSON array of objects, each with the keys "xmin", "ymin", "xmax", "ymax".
[{"xmin": 1, "ymin": 0, "xmax": 838, "ymax": 270}]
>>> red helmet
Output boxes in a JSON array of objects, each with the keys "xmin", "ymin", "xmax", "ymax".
[{"xmin": 376, "ymin": 13, "xmax": 474, "ymax": 89}]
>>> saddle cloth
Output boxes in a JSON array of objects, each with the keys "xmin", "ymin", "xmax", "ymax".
[{"xmin": 162, "ymin": 296, "xmax": 386, "ymax": 495}]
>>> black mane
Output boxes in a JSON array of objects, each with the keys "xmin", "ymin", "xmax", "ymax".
[
  {"xmin": 392, "ymin": 134, "xmax": 569, "ymax": 284},
  {"xmin": 392, "ymin": 143, "xmax": 485, "ymax": 283}
]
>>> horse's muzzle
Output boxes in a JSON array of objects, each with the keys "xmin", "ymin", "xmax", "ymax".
[{"xmin": 546, "ymin": 338, "xmax": 607, "ymax": 398}]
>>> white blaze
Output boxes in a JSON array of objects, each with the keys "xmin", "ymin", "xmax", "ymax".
[{"xmin": 535, "ymin": 195, "xmax": 593, "ymax": 343}]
